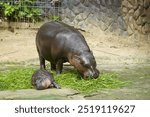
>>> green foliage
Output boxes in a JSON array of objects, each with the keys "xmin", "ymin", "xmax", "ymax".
[
  {"xmin": 0, "ymin": 0, "xmax": 42, "ymax": 22},
  {"xmin": 55, "ymin": 70, "xmax": 128, "ymax": 94},
  {"xmin": 0, "ymin": 67, "xmax": 35, "ymax": 90},
  {"xmin": 0, "ymin": 67, "xmax": 128, "ymax": 93},
  {"xmin": 51, "ymin": 15, "xmax": 61, "ymax": 21}
]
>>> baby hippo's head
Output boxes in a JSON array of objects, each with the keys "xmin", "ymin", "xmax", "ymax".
[{"xmin": 35, "ymin": 77, "xmax": 52, "ymax": 90}]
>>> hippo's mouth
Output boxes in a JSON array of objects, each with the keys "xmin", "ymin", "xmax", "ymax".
[{"xmin": 83, "ymin": 68, "xmax": 100, "ymax": 79}]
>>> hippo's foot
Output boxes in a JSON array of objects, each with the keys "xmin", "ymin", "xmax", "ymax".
[
  {"xmin": 56, "ymin": 70, "xmax": 62, "ymax": 74},
  {"xmin": 53, "ymin": 82, "xmax": 61, "ymax": 89},
  {"xmin": 56, "ymin": 59, "xmax": 63, "ymax": 74},
  {"xmin": 51, "ymin": 63, "xmax": 56, "ymax": 71}
]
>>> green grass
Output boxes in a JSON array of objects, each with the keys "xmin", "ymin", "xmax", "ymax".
[
  {"xmin": 0, "ymin": 67, "xmax": 35, "ymax": 90},
  {"xmin": 55, "ymin": 70, "xmax": 128, "ymax": 94},
  {"xmin": 0, "ymin": 67, "xmax": 128, "ymax": 93}
]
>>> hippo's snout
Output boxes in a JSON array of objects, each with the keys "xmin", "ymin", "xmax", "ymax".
[
  {"xmin": 84, "ymin": 68, "xmax": 100, "ymax": 79},
  {"xmin": 92, "ymin": 69, "xmax": 100, "ymax": 78}
]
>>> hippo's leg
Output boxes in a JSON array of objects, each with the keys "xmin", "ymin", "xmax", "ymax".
[
  {"xmin": 56, "ymin": 59, "xmax": 63, "ymax": 74},
  {"xmin": 37, "ymin": 47, "xmax": 45, "ymax": 69},
  {"xmin": 53, "ymin": 82, "xmax": 61, "ymax": 89},
  {"xmin": 51, "ymin": 63, "xmax": 56, "ymax": 71},
  {"xmin": 39, "ymin": 55, "xmax": 46, "ymax": 69}
]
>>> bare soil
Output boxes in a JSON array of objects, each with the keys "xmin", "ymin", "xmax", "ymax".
[
  {"xmin": 0, "ymin": 28, "xmax": 150, "ymax": 100},
  {"xmin": 0, "ymin": 28, "xmax": 149, "ymax": 64}
]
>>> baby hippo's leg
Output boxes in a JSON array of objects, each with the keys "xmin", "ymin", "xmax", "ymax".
[{"xmin": 52, "ymin": 81, "xmax": 61, "ymax": 89}]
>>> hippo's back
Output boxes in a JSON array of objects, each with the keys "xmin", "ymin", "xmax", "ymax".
[
  {"xmin": 36, "ymin": 21, "xmax": 80, "ymax": 38},
  {"xmin": 36, "ymin": 21, "xmax": 90, "ymax": 63}
]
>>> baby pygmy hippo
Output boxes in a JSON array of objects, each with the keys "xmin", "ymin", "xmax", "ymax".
[{"xmin": 32, "ymin": 69, "xmax": 60, "ymax": 90}]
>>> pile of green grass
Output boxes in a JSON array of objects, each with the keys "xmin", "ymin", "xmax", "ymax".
[
  {"xmin": 55, "ymin": 70, "xmax": 127, "ymax": 93},
  {"xmin": 0, "ymin": 67, "xmax": 128, "ymax": 93},
  {"xmin": 0, "ymin": 67, "xmax": 35, "ymax": 90}
]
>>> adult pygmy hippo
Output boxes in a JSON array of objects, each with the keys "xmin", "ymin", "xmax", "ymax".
[
  {"xmin": 36, "ymin": 21, "xmax": 99, "ymax": 79},
  {"xmin": 32, "ymin": 69, "xmax": 60, "ymax": 90}
]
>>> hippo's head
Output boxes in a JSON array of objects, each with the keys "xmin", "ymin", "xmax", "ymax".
[
  {"xmin": 35, "ymin": 78, "xmax": 51, "ymax": 90},
  {"xmin": 70, "ymin": 51, "xmax": 100, "ymax": 79}
]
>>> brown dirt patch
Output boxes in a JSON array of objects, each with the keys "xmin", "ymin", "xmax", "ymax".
[{"xmin": 0, "ymin": 28, "xmax": 149, "ymax": 64}]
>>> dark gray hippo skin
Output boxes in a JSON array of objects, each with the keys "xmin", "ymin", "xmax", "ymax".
[
  {"xmin": 36, "ymin": 21, "xmax": 99, "ymax": 79},
  {"xmin": 32, "ymin": 69, "xmax": 60, "ymax": 90}
]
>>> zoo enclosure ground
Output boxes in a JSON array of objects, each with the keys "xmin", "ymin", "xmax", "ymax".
[
  {"xmin": 0, "ymin": 28, "xmax": 149, "ymax": 63},
  {"xmin": 0, "ymin": 28, "xmax": 150, "ymax": 99}
]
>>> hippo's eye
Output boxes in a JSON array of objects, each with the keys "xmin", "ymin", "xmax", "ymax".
[
  {"xmin": 84, "ymin": 63, "xmax": 90, "ymax": 68},
  {"xmin": 80, "ymin": 60, "xmax": 84, "ymax": 65}
]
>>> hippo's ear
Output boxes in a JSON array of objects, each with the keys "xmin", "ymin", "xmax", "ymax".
[{"xmin": 90, "ymin": 50, "xmax": 93, "ymax": 54}]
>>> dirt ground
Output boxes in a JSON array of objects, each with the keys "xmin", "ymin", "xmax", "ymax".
[
  {"xmin": 0, "ymin": 28, "xmax": 150, "ymax": 100},
  {"xmin": 0, "ymin": 28, "xmax": 150, "ymax": 64}
]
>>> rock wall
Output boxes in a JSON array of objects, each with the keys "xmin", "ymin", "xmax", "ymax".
[
  {"xmin": 61, "ymin": 0, "xmax": 150, "ymax": 39},
  {"xmin": 122, "ymin": 0, "xmax": 150, "ymax": 35}
]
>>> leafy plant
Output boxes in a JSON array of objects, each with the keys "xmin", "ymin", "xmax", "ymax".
[
  {"xmin": 0, "ymin": 0, "xmax": 42, "ymax": 22},
  {"xmin": 51, "ymin": 15, "xmax": 61, "ymax": 21}
]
